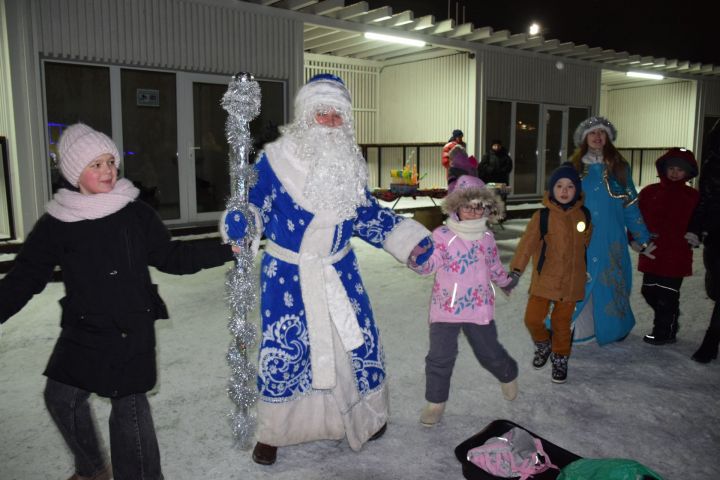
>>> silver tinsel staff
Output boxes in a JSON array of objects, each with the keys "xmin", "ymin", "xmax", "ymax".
[{"xmin": 221, "ymin": 72, "xmax": 261, "ymax": 448}]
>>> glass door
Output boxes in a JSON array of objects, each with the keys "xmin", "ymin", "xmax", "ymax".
[
  {"xmin": 541, "ymin": 105, "xmax": 568, "ymax": 190},
  {"xmin": 179, "ymin": 73, "xmax": 286, "ymax": 224},
  {"xmin": 121, "ymin": 68, "xmax": 179, "ymax": 220}
]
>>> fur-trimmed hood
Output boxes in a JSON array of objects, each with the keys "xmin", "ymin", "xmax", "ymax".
[{"xmin": 442, "ymin": 177, "xmax": 505, "ymax": 223}]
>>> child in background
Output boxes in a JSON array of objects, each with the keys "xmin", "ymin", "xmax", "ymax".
[
  {"xmin": 408, "ymin": 175, "xmax": 519, "ymax": 427},
  {"xmin": 509, "ymin": 163, "xmax": 592, "ymax": 383},
  {"xmin": 635, "ymin": 148, "xmax": 699, "ymax": 345},
  {"xmin": 447, "ymin": 144, "xmax": 479, "ymax": 192},
  {"xmin": 0, "ymin": 123, "xmax": 236, "ymax": 480}
]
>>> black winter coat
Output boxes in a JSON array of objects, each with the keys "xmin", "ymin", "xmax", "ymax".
[
  {"xmin": 478, "ymin": 148, "xmax": 513, "ymax": 184},
  {"xmin": 0, "ymin": 201, "xmax": 234, "ymax": 397},
  {"xmin": 689, "ymin": 120, "xmax": 720, "ymax": 300}
]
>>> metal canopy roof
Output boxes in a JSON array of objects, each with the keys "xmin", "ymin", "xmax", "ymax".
[{"xmin": 242, "ymin": 0, "xmax": 720, "ymax": 80}]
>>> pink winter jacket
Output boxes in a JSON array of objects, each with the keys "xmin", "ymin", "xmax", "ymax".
[{"xmin": 411, "ymin": 224, "xmax": 513, "ymax": 325}]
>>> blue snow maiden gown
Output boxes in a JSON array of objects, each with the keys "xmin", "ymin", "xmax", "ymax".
[
  {"xmin": 572, "ymin": 160, "xmax": 650, "ymax": 345},
  {"xmin": 246, "ymin": 140, "xmax": 429, "ymax": 451}
]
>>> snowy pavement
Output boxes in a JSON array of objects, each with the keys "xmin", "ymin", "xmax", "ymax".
[{"xmin": 1, "ymin": 218, "xmax": 718, "ymax": 479}]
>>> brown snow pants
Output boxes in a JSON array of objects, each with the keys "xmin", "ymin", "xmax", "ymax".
[{"xmin": 523, "ymin": 295, "xmax": 575, "ymax": 356}]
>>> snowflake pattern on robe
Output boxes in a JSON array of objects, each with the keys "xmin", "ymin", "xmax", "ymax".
[{"xmin": 250, "ymin": 154, "xmax": 405, "ymax": 402}]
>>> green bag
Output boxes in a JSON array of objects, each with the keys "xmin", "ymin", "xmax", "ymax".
[{"xmin": 558, "ymin": 458, "xmax": 663, "ymax": 480}]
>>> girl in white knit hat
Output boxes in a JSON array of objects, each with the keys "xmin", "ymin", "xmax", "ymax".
[{"xmin": 0, "ymin": 123, "xmax": 237, "ymax": 480}]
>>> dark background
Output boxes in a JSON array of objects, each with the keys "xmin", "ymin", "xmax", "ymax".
[{"xmin": 367, "ymin": 0, "xmax": 720, "ymax": 66}]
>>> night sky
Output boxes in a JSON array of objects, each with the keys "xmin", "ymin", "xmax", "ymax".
[{"xmin": 367, "ymin": 0, "xmax": 720, "ymax": 66}]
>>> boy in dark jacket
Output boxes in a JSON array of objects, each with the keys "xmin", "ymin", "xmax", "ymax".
[
  {"xmin": 509, "ymin": 163, "xmax": 592, "ymax": 383},
  {"xmin": 636, "ymin": 148, "xmax": 699, "ymax": 345},
  {"xmin": 0, "ymin": 123, "xmax": 236, "ymax": 480}
]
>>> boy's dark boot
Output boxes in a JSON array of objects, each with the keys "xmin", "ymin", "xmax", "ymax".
[
  {"xmin": 643, "ymin": 293, "xmax": 677, "ymax": 345},
  {"xmin": 643, "ymin": 318, "xmax": 677, "ymax": 345},
  {"xmin": 252, "ymin": 442, "xmax": 278, "ymax": 465},
  {"xmin": 532, "ymin": 340, "xmax": 552, "ymax": 369},
  {"xmin": 550, "ymin": 353, "xmax": 568, "ymax": 383}
]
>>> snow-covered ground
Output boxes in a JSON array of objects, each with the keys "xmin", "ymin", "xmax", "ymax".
[{"xmin": 1, "ymin": 217, "xmax": 718, "ymax": 479}]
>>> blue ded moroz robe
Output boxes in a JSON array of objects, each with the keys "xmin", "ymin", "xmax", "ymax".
[{"xmin": 247, "ymin": 139, "xmax": 429, "ymax": 450}]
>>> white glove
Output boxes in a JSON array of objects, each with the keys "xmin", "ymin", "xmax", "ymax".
[
  {"xmin": 630, "ymin": 241, "xmax": 656, "ymax": 259},
  {"xmin": 684, "ymin": 232, "xmax": 700, "ymax": 248},
  {"xmin": 641, "ymin": 241, "xmax": 657, "ymax": 259}
]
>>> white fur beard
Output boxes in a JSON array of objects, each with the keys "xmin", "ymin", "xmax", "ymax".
[{"xmin": 291, "ymin": 124, "xmax": 369, "ymax": 220}]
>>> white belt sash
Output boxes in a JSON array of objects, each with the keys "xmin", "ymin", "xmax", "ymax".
[{"xmin": 265, "ymin": 240, "xmax": 365, "ymax": 390}]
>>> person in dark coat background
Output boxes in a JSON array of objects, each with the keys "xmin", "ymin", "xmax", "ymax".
[
  {"xmin": 634, "ymin": 148, "xmax": 699, "ymax": 345},
  {"xmin": 478, "ymin": 139, "xmax": 513, "ymax": 185},
  {"xmin": 0, "ymin": 123, "xmax": 236, "ymax": 480},
  {"xmin": 688, "ymin": 119, "xmax": 720, "ymax": 363}
]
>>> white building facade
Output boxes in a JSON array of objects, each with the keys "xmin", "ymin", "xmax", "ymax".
[{"xmin": 2, "ymin": 0, "xmax": 719, "ymax": 240}]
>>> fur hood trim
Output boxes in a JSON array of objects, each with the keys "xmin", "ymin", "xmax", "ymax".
[{"xmin": 442, "ymin": 186, "xmax": 505, "ymax": 223}]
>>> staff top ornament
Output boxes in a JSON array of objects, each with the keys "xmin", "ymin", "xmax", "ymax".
[{"xmin": 222, "ymin": 72, "xmax": 261, "ymax": 121}]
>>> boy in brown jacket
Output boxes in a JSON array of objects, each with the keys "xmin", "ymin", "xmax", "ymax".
[{"xmin": 509, "ymin": 163, "xmax": 592, "ymax": 383}]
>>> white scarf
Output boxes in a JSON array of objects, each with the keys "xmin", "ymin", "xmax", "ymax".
[
  {"xmin": 446, "ymin": 217, "xmax": 489, "ymax": 240},
  {"xmin": 582, "ymin": 148, "xmax": 604, "ymax": 164},
  {"xmin": 46, "ymin": 178, "xmax": 140, "ymax": 222}
]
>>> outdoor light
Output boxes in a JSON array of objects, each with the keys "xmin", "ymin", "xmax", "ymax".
[
  {"xmin": 529, "ymin": 23, "xmax": 541, "ymax": 36},
  {"xmin": 364, "ymin": 32, "xmax": 426, "ymax": 47},
  {"xmin": 626, "ymin": 71, "xmax": 664, "ymax": 80}
]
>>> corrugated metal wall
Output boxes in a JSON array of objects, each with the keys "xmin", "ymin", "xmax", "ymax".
[
  {"xmin": 30, "ymin": 0, "xmax": 302, "ymax": 80},
  {"xmin": 378, "ymin": 54, "xmax": 473, "ymax": 145},
  {"xmin": 603, "ymin": 81, "xmax": 697, "ymax": 149},
  {"xmin": 0, "ymin": 0, "xmax": 13, "ymax": 236},
  {"xmin": 304, "ymin": 54, "xmax": 381, "ymax": 144},
  {"xmin": 482, "ymin": 49, "xmax": 599, "ymax": 107},
  {"xmin": 378, "ymin": 54, "xmax": 473, "ymax": 189}
]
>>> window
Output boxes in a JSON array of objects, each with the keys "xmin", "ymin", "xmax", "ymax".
[
  {"xmin": 514, "ymin": 103, "xmax": 540, "ymax": 195},
  {"xmin": 567, "ymin": 107, "xmax": 590, "ymax": 160},
  {"xmin": 44, "ymin": 62, "xmax": 112, "ymax": 192}
]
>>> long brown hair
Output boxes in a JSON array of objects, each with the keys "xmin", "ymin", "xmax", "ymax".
[{"xmin": 570, "ymin": 138, "xmax": 629, "ymax": 185}]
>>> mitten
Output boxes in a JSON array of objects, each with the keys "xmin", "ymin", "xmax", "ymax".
[
  {"xmin": 684, "ymin": 232, "xmax": 700, "ymax": 248},
  {"xmin": 220, "ymin": 209, "xmax": 248, "ymax": 243},
  {"xmin": 409, "ymin": 237, "xmax": 433, "ymax": 266},
  {"xmin": 501, "ymin": 271, "xmax": 521, "ymax": 295}
]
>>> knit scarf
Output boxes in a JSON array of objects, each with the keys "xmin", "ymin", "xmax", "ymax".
[
  {"xmin": 46, "ymin": 178, "xmax": 140, "ymax": 222},
  {"xmin": 446, "ymin": 217, "xmax": 488, "ymax": 240}
]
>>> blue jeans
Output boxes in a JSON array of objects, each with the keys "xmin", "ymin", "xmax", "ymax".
[{"xmin": 44, "ymin": 378, "xmax": 164, "ymax": 479}]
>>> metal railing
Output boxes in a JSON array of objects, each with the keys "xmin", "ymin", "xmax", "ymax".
[
  {"xmin": 359, "ymin": 144, "xmax": 685, "ymax": 194},
  {"xmin": 619, "ymin": 147, "xmax": 689, "ymax": 188},
  {"xmin": 361, "ymin": 143, "xmax": 447, "ymax": 190}
]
